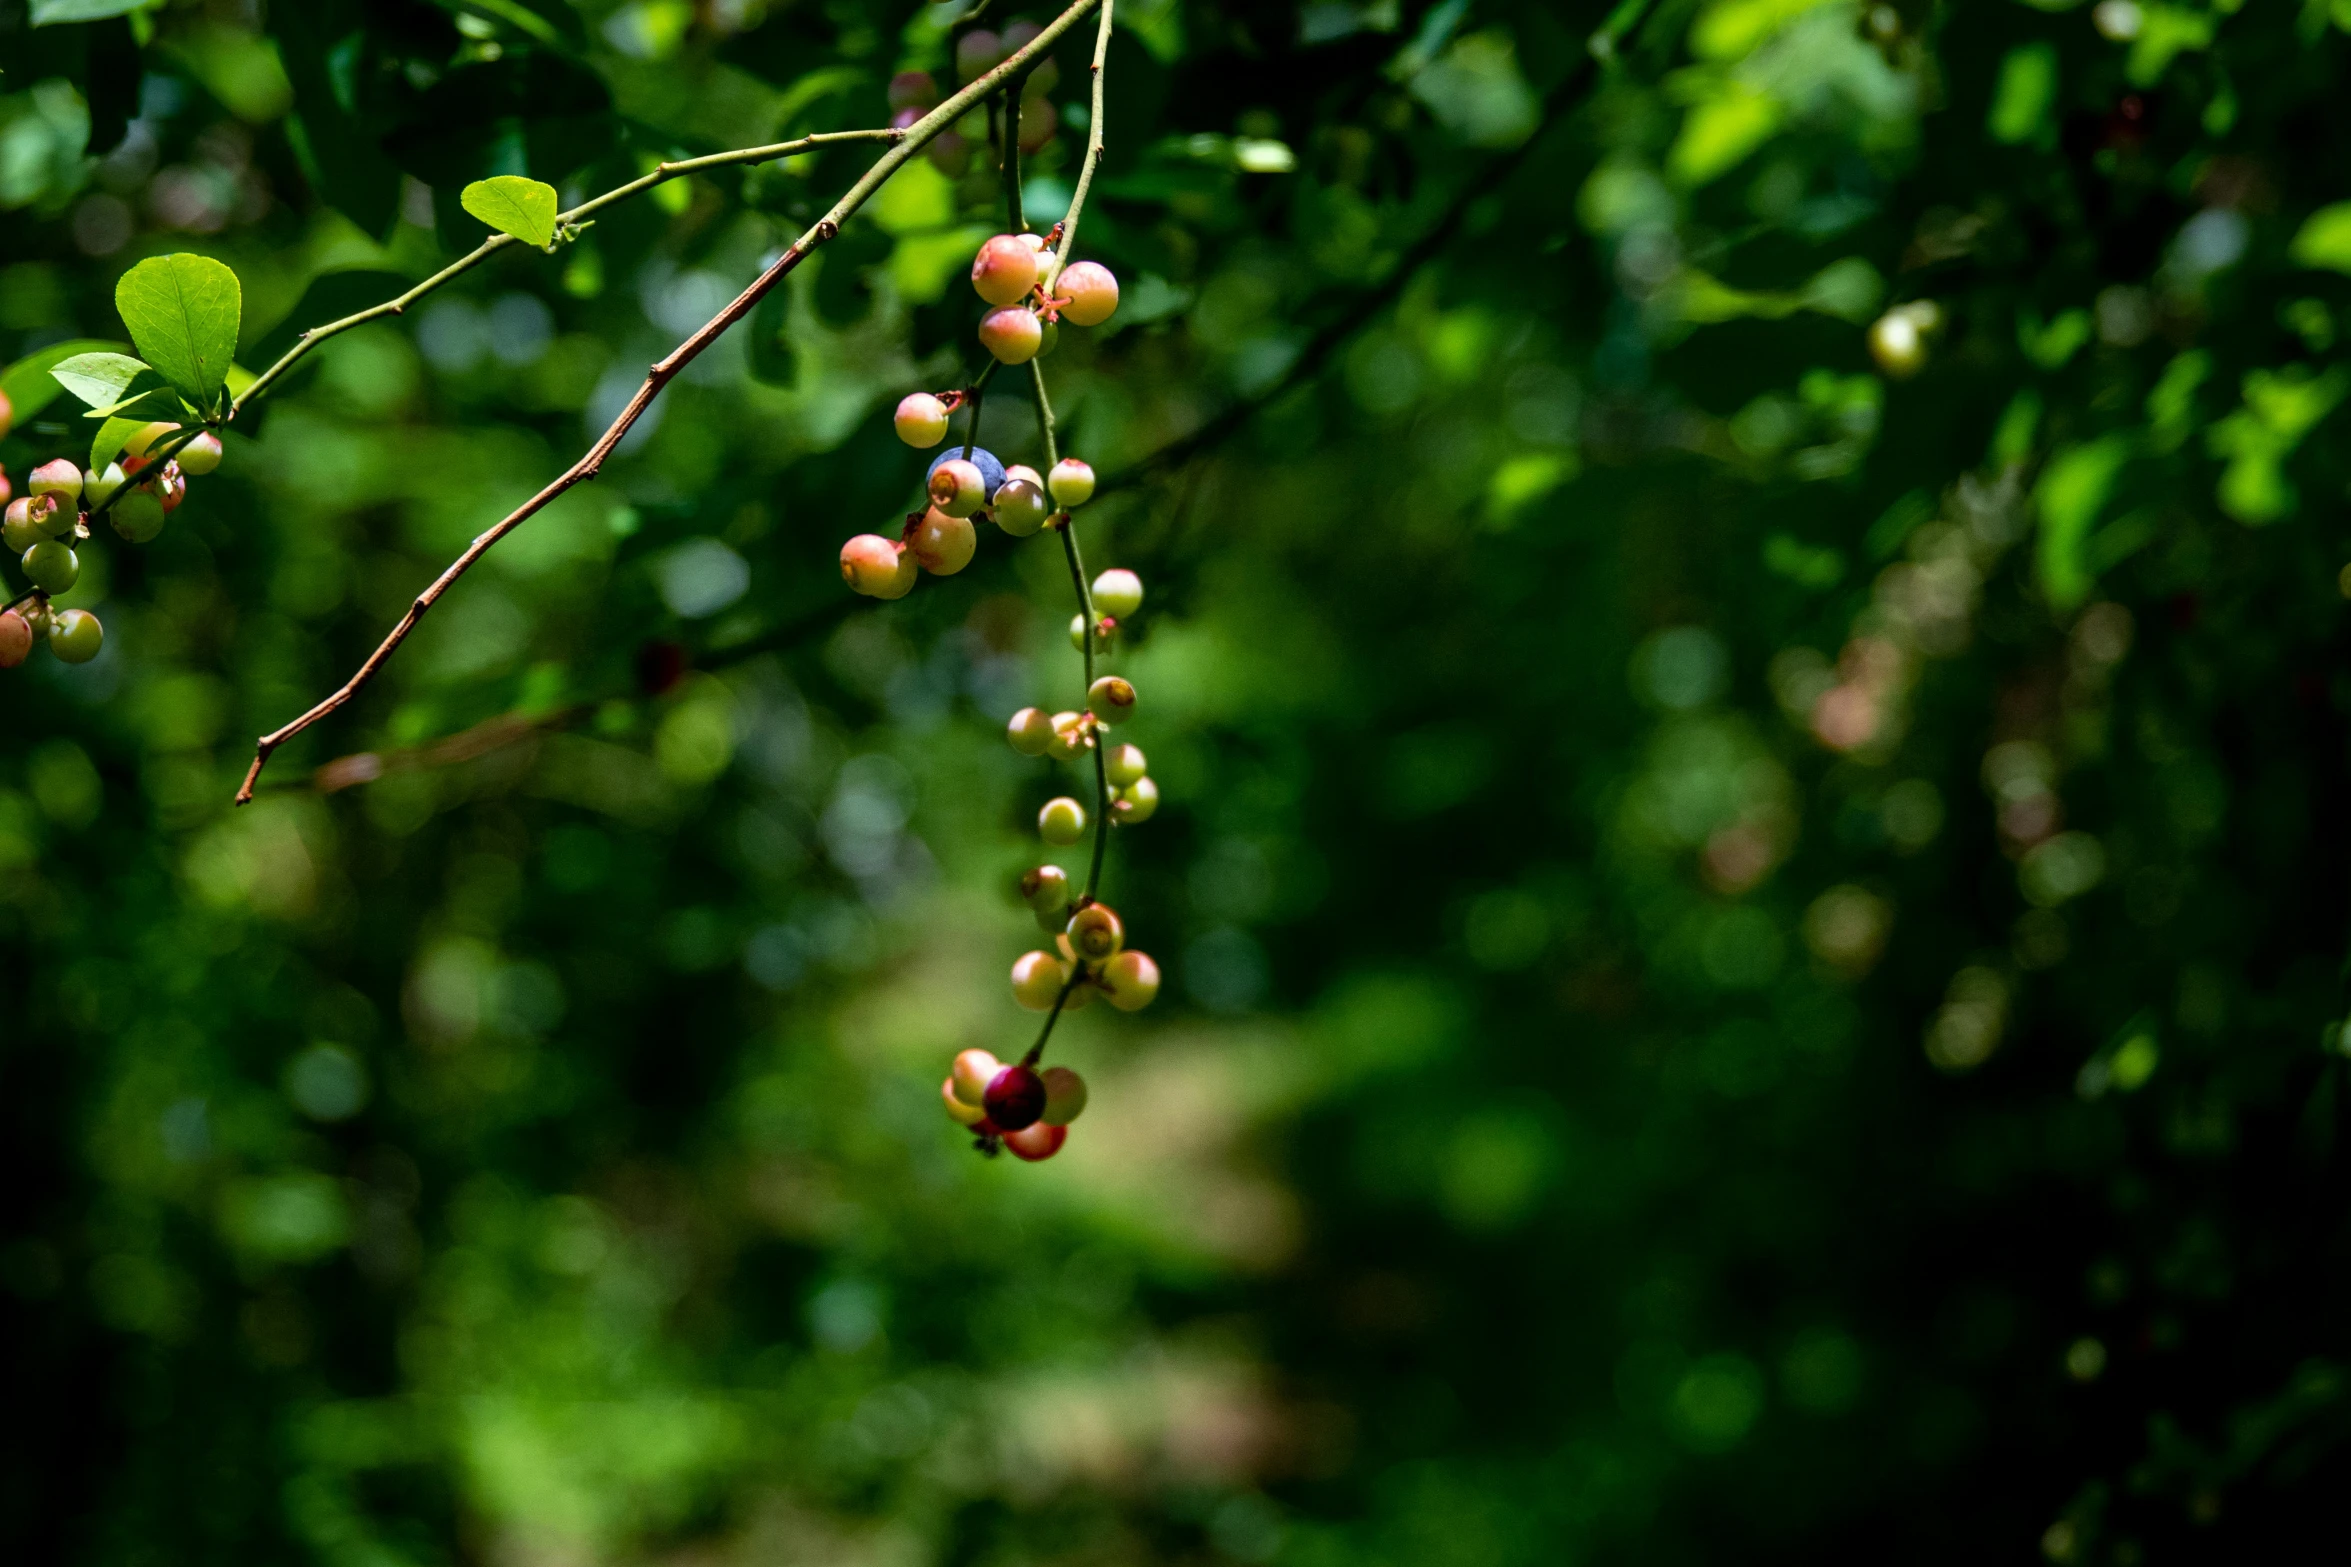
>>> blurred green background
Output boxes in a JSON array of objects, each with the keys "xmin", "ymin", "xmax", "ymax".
[{"xmin": 7, "ymin": 0, "xmax": 2351, "ymax": 1561}]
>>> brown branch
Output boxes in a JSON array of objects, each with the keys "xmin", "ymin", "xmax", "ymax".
[{"xmin": 234, "ymin": 0, "xmax": 1106, "ymax": 804}]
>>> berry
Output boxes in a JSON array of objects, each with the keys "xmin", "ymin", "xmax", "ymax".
[
  {"xmin": 943, "ymin": 1076, "xmax": 989, "ymax": 1126},
  {"xmin": 1046, "ymin": 711, "xmax": 1091, "ymax": 760},
  {"xmin": 1098, "ymin": 949, "xmax": 1161, "ymax": 1010},
  {"xmin": 1048, "ymin": 458, "xmax": 1096, "ymax": 507},
  {"xmin": 1002, "ymin": 1120, "xmax": 1067, "ymax": 1161},
  {"xmin": 112, "ymin": 489, "xmax": 166, "ymax": 544},
  {"xmin": 895, "ymin": 392, "xmax": 950, "ymax": 447},
  {"xmin": 1040, "ymin": 1065, "xmax": 1088, "ymax": 1125},
  {"xmin": 3, "ymin": 498, "xmax": 53, "ymax": 554},
  {"xmin": 1068, "ymin": 902, "xmax": 1124, "ymax": 961},
  {"xmin": 1007, "ymin": 705, "xmax": 1056, "ymax": 756},
  {"xmin": 928, "ymin": 445, "xmax": 1007, "ymax": 502},
  {"xmin": 979, "ymin": 307, "xmax": 1044, "ymax": 365},
  {"xmin": 121, "ymin": 422, "xmax": 177, "ymax": 460},
  {"xmin": 908, "ymin": 507, "xmax": 977, "ymax": 574},
  {"xmin": 1058, "ymin": 261, "xmax": 1121, "ymax": 327},
  {"xmin": 955, "ymin": 27, "xmax": 1005, "ymax": 83},
  {"xmin": 1022, "ymin": 863, "xmax": 1071, "ymax": 914},
  {"xmin": 1034, "ymin": 318, "xmax": 1059, "ymax": 359},
  {"xmin": 0, "ymin": 465, "xmax": 10, "ymax": 508},
  {"xmin": 952, "ymin": 1048, "xmax": 1004, "ymax": 1106},
  {"xmin": 1112, "ymin": 775, "xmax": 1159, "ymax": 824},
  {"xmin": 47, "ymin": 608, "xmax": 102, "ymax": 664},
  {"xmin": 1069, "ymin": 613, "xmax": 1117, "ymax": 652},
  {"xmin": 971, "ymin": 234, "xmax": 1041, "ymax": 307},
  {"xmin": 928, "ymin": 458, "xmax": 986, "ymax": 518},
  {"xmin": 150, "ymin": 462, "xmax": 186, "ymax": 512},
  {"xmin": 0, "ymin": 389, "xmax": 10, "ymax": 440},
  {"xmin": 1017, "ymin": 94, "xmax": 1057, "ymax": 154},
  {"xmin": 28, "ymin": 459, "xmax": 82, "ymax": 510},
  {"xmin": 994, "ymin": 476, "xmax": 1053, "ymax": 537},
  {"xmin": 21, "ymin": 540, "xmax": 78, "ymax": 594},
  {"xmin": 176, "ymin": 433, "xmax": 223, "ymax": 476},
  {"xmin": 1092, "ymin": 568, "xmax": 1143, "ymax": 620},
  {"xmin": 1039, "ymin": 796, "xmax": 1088, "ymax": 844},
  {"xmin": 0, "ymin": 609, "xmax": 29, "ymax": 669},
  {"xmin": 840, "ymin": 533, "xmax": 917, "ymax": 599},
  {"xmin": 1012, "ymin": 949, "xmax": 1067, "ymax": 1010},
  {"xmin": 983, "ymin": 1063, "xmax": 1048, "ymax": 1131},
  {"xmin": 83, "ymin": 463, "xmax": 125, "ymax": 509},
  {"xmin": 1869, "ymin": 302, "xmax": 1939, "ymax": 379},
  {"xmin": 1105, "ymin": 742, "xmax": 1147, "ymax": 788},
  {"xmin": 888, "ymin": 70, "xmax": 938, "ymax": 111},
  {"xmin": 1087, "ymin": 675, "xmax": 1136, "ymax": 724},
  {"xmin": 927, "ymin": 126, "xmax": 971, "ymax": 177}
]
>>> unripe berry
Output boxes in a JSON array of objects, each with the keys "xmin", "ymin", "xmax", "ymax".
[
  {"xmin": 908, "ymin": 506, "xmax": 976, "ymax": 574},
  {"xmin": 1048, "ymin": 458, "xmax": 1095, "ymax": 507},
  {"xmin": 144, "ymin": 457, "xmax": 185, "ymax": 513},
  {"xmin": 1091, "ymin": 568, "xmax": 1142, "ymax": 620},
  {"xmin": 1069, "ymin": 613, "xmax": 1116, "ymax": 652},
  {"xmin": 1869, "ymin": 302, "xmax": 1938, "ymax": 379},
  {"xmin": 84, "ymin": 463, "xmax": 125, "ymax": 509},
  {"xmin": 0, "ymin": 465, "xmax": 10, "ymax": 508},
  {"xmin": 1003, "ymin": 462, "xmax": 1045, "ymax": 488},
  {"xmin": 928, "ymin": 457, "xmax": 988, "ymax": 518},
  {"xmin": 1040, "ymin": 1065, "xmax": 1088, "ymax": 1125},
  {"xmin": 1098, "ymin": 949, "xmax": 1161, "ymax": 1011},
  {"xmin": 994, "ymin": 476, "xmax": 1053, "ymax": 536},
  {"xmin": 895, "ymin": 392, "xmax": 951, "ymax": 447},
  {"xmin": 971, "ymin": 234, "xmax": 1041, "ymax": 307},
  {"xmin": 1002, "ymin": 1120, "xmax": 1067, "ymax": 1161},
  {"xmin": 28, "ymin": 459, "xmax": 82, "ymax": 510},
  {"xmin": 1046, "ymin": 711, "xmax": 1091, "ymax": 760},
  {"xmin": 1087, "ymin": 675, "xmax": 1136, "ymax": 725},
  {"xmin": 984, "ymin": 1063, "xmax": 1048, "ymax": 1131},
  {"xmin": 1112, "ymin": 775, "xmax": 1159, "ymax": 824},
  {"xmin": 0, "ymin": 609, "xmax": 30, "ymax": 669},
  {"xmin": 1105, "ymin": 742, "xmax": 1147, "ymax": 788},
  {"xmin": 0, "ymin": 390, "xmax": 10, "ymax": 441},
  {"xmin": 1012, "ymin": 949, "xmax": 1067, "ymax": 1010},
  {"xmin": 21, "ymin": 539, "xmax": 78, "ymax": 594},
  {"xmin": 978, "ymin": 306, "xmax": 1044, "ymax": 365},
  {"xmin": 888, "ymin": 70, "xmax": 938, "ymax": 111},
  {"xmin": 47, "ymin": 608, "xmax": 102, "ymax": 664},
  {"xmin": 927, "ymin": 127, "xmax": 970, "ymax": 177},
  {"xmin": 952, "ymin": 1048, "xmax": 1004, "ymax": 1107},
  {"xmin": 840, "ymin": 533, "xmax": 917, "ymax": 599},
  {"xmin": 1017, "ymin": 94, "xmax": 1057, "ymax": 154},
  {"xmin": 929, "ymin": 445, "xmax": 1006, "ymax": 501},
  {"xmin": 3, "ymin": 497, "xmax": 53, "ymax": 554},
  {"xmin": 942, "ymin": 1075, "xmax": 989, "ymax": 1126},
  {"xmin": 111, "ymin": 488, "xmax": 166, "ymax": 544},
  {"xmin": 1021, "ymin": 863, "xmax": 1071, "ymax": 914},
  {"xmin": 1007, "ymin": 705, "xmax": 1056, "ymax": 756},
  {"xmin": 176, "ymin": 432, "xmax": 223, "ymax": 475},
  {"xmin": 1067, "ymin": 902, "xmax": 1124, "ymax": 962},
  {"xmin": 121, "ymin": 421, "xmax": 176, "ymax": 460},
  {"xmin": 1058, "ymin": 261, "xmax": 1121, "ymax": 327},
  {"xmin": 1039, "ymin": 796, "xmax": 1088, "ymax": 845},
  {"xmin": 955, "ymin": 27, "xmax": 1004, "ymax": 83}
]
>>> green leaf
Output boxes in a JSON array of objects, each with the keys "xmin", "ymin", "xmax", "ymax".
[
  {"xmin": 29, "ymin": 0, "xmax": 151, "ymax": 22},
  {"xmin": 461, "ymin": 175, "xmax": 561, "ymax": 248},
  {"xmin": 2036, "ymin": 436, "xmax": 2133, "ymax": 610},
  {"xmin": 50, "ymin": 352, "xmax": 154, "ymax": 409},
  {"xmin": 1, "ymin": 339, "xmax": 132, "ymax": 422},
  {"xmin": 115, "ymin": 254, "xmax": 243, "ymax": 412},
  {"xmin": 92, "ymin": 409, "xmax": 176, "ymax": 475},
  {"xmin": 2290, "ymin": 203, "xmax": 2351, "ymax": 274}
]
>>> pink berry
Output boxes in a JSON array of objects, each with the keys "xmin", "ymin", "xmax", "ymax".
[
  {"xmin": 1012, "ymin": 950, "xmax": 1067, "ymax": 1010},
  {"xmin": 1007, "ymin": 706, "xmax": 1056, "ymax": 756},
  {"xmin": 1067, "ymin": 902, "xmax": 1123, "ymax": 962},
  {"xmin": 927, "ymin": 128, "xmax": 971, "ymax": 177},
  {"xmin": 978, "ymin": 306, "xmax": 1044, "ymax": 365},
  {"xmin": 952, "ymin": 1048, "xmax": 1003, "ymax": 1106},
  {"xmin": 1039, "ymin": 1065, "xmax": 1088, "ymax": 1125},
  {"xmin": 1058, "ymin": 261, "xmax": 1120, "ymax": 327},
  {"xmin": 888, "ymin": 70, "xmax": 938, "ymax": 111},
  {"xmin": 1098, "ymin": 950, "xmax": 1161, "ymax": 1011},
  {"xmin": 955, "ymin": 28, "xmax": 1004, "ymax": 82},
  {"xmin": 928, "ymin": 458, "xmax": 987, "ymax": 518},
  {"xmin": 907, "ymin": 506, "xmax": 976, "ymax": 574},
  {"xmin": 971, "ymin": 234, "xmax": 1040, "ymax": 307},
  {"xmin": 895, "ymin": 393, "xmax": 950, "ymax": 447},
  {"xmin": 28, "ymin": 459, "xmax": 80, "ymax": 509},
  {"xmin": 0, "ymin": 464, "xmax": 11, "ymax": 509},
  {"xmin": 840, "ymin": 533, "xmax": 917, "ymax": 599},
  {"xmin": 1003, "ymin": 1120, "xmax": 1067, "ymax": 1161},
  {"xmin": 1017, "ymin": 95, "xmax": 1057, "ymax": 154},
  {"xmin": 983, "ymin": 1063, "xmax": 1048, "ymax": 1131},
  {"xmin": 943, "ymin": 1076, "xmax": 989, "ymax": 1126},
  {"xmin": 1087, "ymin": 675, "xmax": 1135, "ymax": 725},
  {"xmin": 146, "ymin": 460, "xmax": 186, "ymax": 514},
  {"xmin": 0, "ymin": 609, "xmax": 30, "ymax": 669}
]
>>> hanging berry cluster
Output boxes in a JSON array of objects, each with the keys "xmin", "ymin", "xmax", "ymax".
[
  {"xmin": 0, "ymin": 423, "xmax": 223, "ymax": 670},
  {"xmin": 839, "ymin": 212, "xmax": 1157, "ymax": 1163}
]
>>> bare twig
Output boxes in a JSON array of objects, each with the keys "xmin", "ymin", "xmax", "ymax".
[
  {"xmin": 1042, "ymin": 0, "xmax": 1116, "ymax": 295},
  {"xmin": 235, "ymin": 0, "xmax": 1106, "ymax": 804}
]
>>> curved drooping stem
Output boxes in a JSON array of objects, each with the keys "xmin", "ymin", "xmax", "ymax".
[{"xmin": 233, "ymin": 0, "xmax": 1106, "ymax": 804}]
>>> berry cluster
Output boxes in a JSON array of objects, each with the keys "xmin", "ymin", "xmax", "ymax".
[
  {"xmin": 940, "ymin": 1050, "xmax": 1087, "ymax": 1161},
  {"xmin": 0, "ymin": 422, "xmax": 221, "ymax": 670},
  {"xmin": 887, "ymin": 17, "xmax": 1066, "ymax": 178}
]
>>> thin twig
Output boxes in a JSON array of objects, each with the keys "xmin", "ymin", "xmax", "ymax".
[
  {"xmin": 1041, "ymin": 0, "xmax": 1116, "ymax": 295},
  {"xmin": 234, "ymin": 0, "xmax": 1106, "ymax": 804}
]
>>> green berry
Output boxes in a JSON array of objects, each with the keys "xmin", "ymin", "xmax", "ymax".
[
  {"xmin": 1106, "ymin": 743, "xmax": 1147, "ymax": 788},
  {"xmin": 952, "ymin": 1048, "xmax": 1004, "ymax": 1106},
  {"xmin": 1048, "ymin": 458, "xmax": 1096, "ymax": 507},
  {"xmin": 1092, "ymin": 568, "xmax": 1143, "ymax": 620},
  {"xmin": 1068, "ymin": 902, "xmax": 1123, "ymax": 962},
  {"xmin": 1012, "ymin": 949, "xmax": 1067, "ymax": 1010},
  {"xmin": 47, "ymin": 607, "xmax": 102, "ymax": 664},
  {"xmin": 1098, "ymin": 949, "xmax": 1161, "ymax": 1011},
  {"xmin": 21, "ymin": 539, "xmax": 78, "ymax": 594},
  {"xmin": 111, "ymin": 488, "xmax": 166, "ymax": 544},
  {"xmin": 176, "ymin": 432, "xmax": 223, "ymax": 476},
  {"xmin": 1087, "ymin": 675, "xmax": 1136, "ymax": 725},
  {"xmin": 943, "ymin": 1075, "xmax": 989, "ymax": 1126},
  {"xmin": 1007, "ymin": 706, "xmax": 1056, "ymax": 756},
  {"xmin": 1069, "ymin": 613, "xmax": 1116, "ymax": 652},
  {"xmin": 994, "ymin": 476, "xmax": 1053, "ymax": 537},
  {"xmin": 1047, "ymin": 711, "xmax": 1091, "ymax": 760},
  {"xmin": 1022, "ymin": 863, "xmax": 1070, "ymax": 914},
  {"xmin": 84, "ymin": 463, "xmax": 126, "ymax": 509},
  {"xmin": 1039, "ymin": 1065, "xmax": 1088, "ymax": 1126},
  {"xmin": 895, "ymin": 393, "xmax": 951, "ymax": 447},
  {"xmin": 1039, "ymin": 796, "xmax": 1088, "ymax": 845},
  {"xmin": 3, "ymin": 498, "xmax": 53, "ymax": 554},
  {"xmin": 1112, "ymin": 775, "xmax": 1159, "ymax": 824}
]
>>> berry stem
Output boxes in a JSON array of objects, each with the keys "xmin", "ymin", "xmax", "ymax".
[
  {"xmin": 1026, "ymin": 359, "xmax": 1113, "ymax": 901},
  {"xmin": 1041, "ymin": 0, "xmax": 1116, "ymax": 297},
  {"xmin": 959, "ymin": 360, "xmax": 999, "ymax": 463},
  {"xmin": 1021, "ymin": 966, "xmax": 1086, "ymax": 1068}
]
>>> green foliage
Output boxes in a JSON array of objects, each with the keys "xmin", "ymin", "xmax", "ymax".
[
  {"xmin": 461, "ymin": 174, "xmax": 561, "ymax": 249},
  {"xmin": 111, "ymin": 253, "xmax": 240, "ymax": 414}
]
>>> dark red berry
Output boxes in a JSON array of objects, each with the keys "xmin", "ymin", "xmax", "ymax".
[{"xmin": 983, "ymin": 1064, "xmax": 1047, "ymax": 1131}]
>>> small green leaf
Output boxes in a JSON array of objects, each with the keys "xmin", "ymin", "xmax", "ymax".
[
  {"xmin": 461, "ymin": 176, "xmax": 561, "ymax": 249},
  {"xmin": 30, "ymin": 0, "xmax": 151, "ymax": 23},
  {"xmin": 115, "ymin": 254, "xmax": 242, "ymax": 412},
  {"xmin": 92, "ymin": 411, "xmax": 175, "ymax": 475},
  {"xmin": 2290, "ymin": 203, "xmax": 2351, "ymax": 274},
  {"xmin": 50, "ymin": 351, "xmax": 155, "ymax": 409},
  {"xmin": 1, "ymin": 339, "xmax": 132, "ymax": 422}
]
